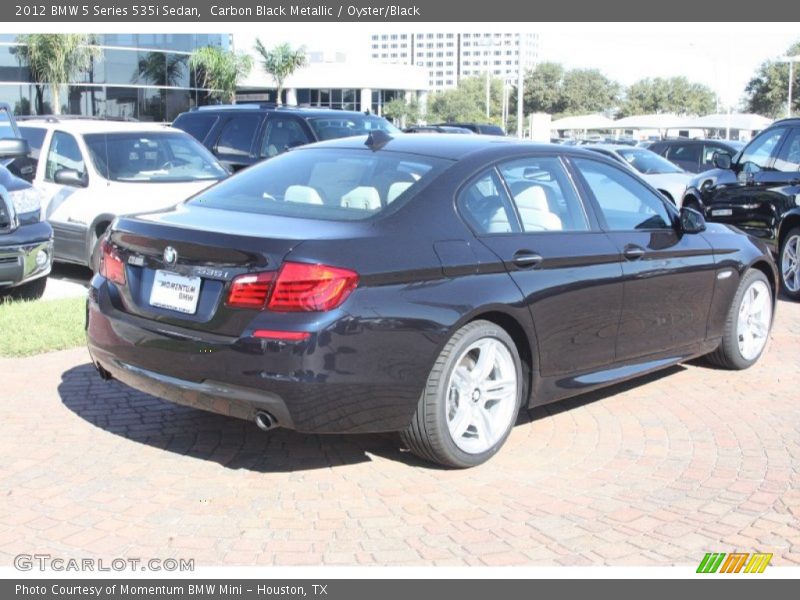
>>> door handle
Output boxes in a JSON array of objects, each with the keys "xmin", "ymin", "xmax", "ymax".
[
  {"xmin": 512, "ymin": 250, "xmax": 543, "ymax": 268},
  {"xmin": 623, "ymin": 244, "xmax": 646, "ymax": 261}
]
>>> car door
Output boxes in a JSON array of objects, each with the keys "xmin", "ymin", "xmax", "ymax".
[
  {"xmin": 459, "ymin": 155, "xmax": 625, "ymax": 377},
  {"xmin": 37, "ymin": 130, "xmax": 92, "ymax": 262},
  {"xmin": 569, "ymin": 156, "xmax": 716, "ymax": 362},
  {"xmin": 712, "ymin": 126, "xmax": 790, "ymax": 246}
]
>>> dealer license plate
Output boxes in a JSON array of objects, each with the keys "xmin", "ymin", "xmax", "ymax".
[{"xmin": 149, "ymin": 270, "xmax": 201, "ymax": 314}]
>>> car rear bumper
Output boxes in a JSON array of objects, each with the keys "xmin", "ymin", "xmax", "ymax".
[
  {"xmin": 0, "ymin": 222, "xmax": 53, "ymax": 288},
  {"xmin": 86, "ymin": 281, "xmax": 430, "ymax": 434}
]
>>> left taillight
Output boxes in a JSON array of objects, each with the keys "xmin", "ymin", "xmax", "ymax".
[
  {"xmin": 99, "ymin": 239, "xmax": 126, "ymax": 286},
  {"xmin": 226, "ymin": 271, "xmax": 276, "ymax": 309}
]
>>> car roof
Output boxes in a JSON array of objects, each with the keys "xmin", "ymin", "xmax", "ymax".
[
  {"xmin": 585, "ymin": 144, "xmax": 643, "ymax": 153},
  {"xmin": 293, "ymin": 133, "xmax": 608, "ymax": 161},
  {"xmin": 184, "ymin": 105, "xmax": 380, "ymax": 120},
  {"xmin": 16, "ymin": 117, "xmax": 177, "ymax": 135}
]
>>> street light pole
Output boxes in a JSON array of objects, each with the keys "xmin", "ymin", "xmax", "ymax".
[{"xmin": 778, "ymin": 55, "xmax": 800, "ymax": 118}]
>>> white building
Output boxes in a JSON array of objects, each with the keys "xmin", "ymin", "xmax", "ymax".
[
  {"xmin": 369, "ymin": 32, "xmax": 539, "ymax": 91},
  {"xmin": 236, "ymin": 50, "xmax": 430, "ymax": 116}
]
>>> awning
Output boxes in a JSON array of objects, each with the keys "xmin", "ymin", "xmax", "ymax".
[
  {"xmin": 681, "ymin": 113, "xmax": 773, "ymax": 131},
  {"xmin": 550, "ymin": 114, "xmax": 615, "ymax": 130},
  {"xmin": 613, "ymin": 114, "xmax": 688, "ymax": 129}
]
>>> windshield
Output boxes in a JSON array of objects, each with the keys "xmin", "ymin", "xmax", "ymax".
[
  {"xmin": 84, "ymin": 131, "xmax": 228, "ymax": 183},
  {"xmin": 616, "ymin": 148, "xmax": 683, "ymax": 174},
  {"xmin": 189, "ymin": 147, "xmax": 451, "ymax": 221},
  {"xmin": 308, "ymin": 115, "xmax": 400, "ymax": 141}
]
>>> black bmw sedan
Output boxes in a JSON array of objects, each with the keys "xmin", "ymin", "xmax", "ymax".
[{"xmin": 87, "ymin": 133, "xmax": 777, "ymax": 468}]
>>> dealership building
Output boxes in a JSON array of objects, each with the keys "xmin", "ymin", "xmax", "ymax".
[
  {"xmin": 235, "ymin": 50, "xmax": 430, "ymax": 116},
  {"xmin": 0, "ymin": 34, "xmax": 230, "ymax": 121}
]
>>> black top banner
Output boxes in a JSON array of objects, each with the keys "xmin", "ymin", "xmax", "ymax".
[{"xmin": 4, "ymin": 0, "xmax": 800, "ymax": 22}]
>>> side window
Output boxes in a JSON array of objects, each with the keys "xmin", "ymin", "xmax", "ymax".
[
  {"xmin": 459, "ymin": 170, "xmax": 519, "ymax": 235},
  {"xmin": 260, "ymin": 117, "xmax": 312, "ymax": 158},
  {"xmin": 497, "ymin": 157, "xmax": 589, "ymax": 232},
  {"xmin": 573, "ymin": 158, "xmax": 672, "ymax": 231},
  {"xmin": 774, "ymin": 128, "xmax": 800, "ymax": 172},
  {"xmin": 739, "ymin": 127, "xmax": 786, "ymax": 170},
  {"xmin": 666, "ymin": 144, "xmax": 701, "ymax": 165},
  {"xmin": 45, "ymin": 131, "xmax": 85, "ymax": 181},
  {"xmin": 702, "ymin": 144, "xmax": 727, "ymax": 168},
  {"xmin": 214, "ymin": 114, "xmax": 261, "ymax": 157},
  {"xmin": 172, "ymin": 113, "xmax": 219, "ymax": 143}
]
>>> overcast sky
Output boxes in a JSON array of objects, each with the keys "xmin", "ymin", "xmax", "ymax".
[{"xmin": 235, "ymin": 22, "xmax": 800, "ymax": 109}]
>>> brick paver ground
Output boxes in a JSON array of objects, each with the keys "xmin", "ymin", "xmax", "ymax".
[{"xmin": 1, "ymin": 297, "xmax": 798, "ymax": 567}]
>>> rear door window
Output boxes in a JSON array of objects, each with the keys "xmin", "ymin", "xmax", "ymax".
[
  {"xmin": 459, "ymin": 170, "xmax": 519, "ymax": 234},
  {"xmin": 172, "ymin": 113, "xmax": 219, "ymax": 143},
  {"xmin": 214, "ymin": 114, "xmax": 261, "ymax": 157}
]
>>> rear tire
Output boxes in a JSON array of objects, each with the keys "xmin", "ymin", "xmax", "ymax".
[
  {"xmin": 779, "ymin": 226, "xmax": 800, "ymax": 300},
  {"xmin": 707, "ymin": 269, "xmax": 772, "ymax": 370},
  {"xmin": 401, "ymin": 320, "xmax": 523, "ymax": 468}
]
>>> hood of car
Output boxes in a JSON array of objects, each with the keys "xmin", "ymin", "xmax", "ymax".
[{"xmin": 688, "ymin": 168, "xmax": 738, "ymax": 190}]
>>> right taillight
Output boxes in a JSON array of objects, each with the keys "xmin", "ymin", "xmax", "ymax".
[
  {"xmin": 268, "ymin": 262, "xmax": 359, "ymax": 312},
  {"xmin": 99, "ymin": 239, "xmax": 126, "ymax": 286}
]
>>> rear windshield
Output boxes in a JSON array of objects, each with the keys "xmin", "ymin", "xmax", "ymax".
[
  {"xmin": 188, "ymin": 147, "xmax": 451, "ymax": 221},
  {"xmin": 308, "ymin": 116, "xmax": 400, "ymax": 141},
  {"xmin": 616, "ymin": 148, "xmax": 683, "ymax": 174},
  {"xmin": 84, "ymin": 131, "xmax": 228, "ymax": 183}
]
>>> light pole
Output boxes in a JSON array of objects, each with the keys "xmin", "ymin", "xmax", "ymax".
[{"xmin": 777, "ymin": 56, "xmax": 800, "ymax": 118}]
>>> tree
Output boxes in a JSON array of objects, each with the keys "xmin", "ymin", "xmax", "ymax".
[
  {"xmin": 139, "ymin": 51, "xmax": 188, "ymax": 87},
  {"xmin": 561, "ymin": 69, "xmax": 621, "ymax": 115},
  {"xmin": 253, "ymin": 41, "xmax": 307, "ymax": 105},
  {"xmin": 13, "ymin": 34, "xmax": 99, "ymax": 115},
  {"xmin": 744, "ymin": 41, "xmax": 800, "ymax": 118},
  {"xmin": 382, "ymin": 97, "xmax": 421, "ymax": 127},
  {"xmin": 620, "ymin": 76, "xmax": 717, "ymax": 117},
  {"xmin": 189, "ymin": 46, "xmax": 252, "ymax": 104},
  {"xmin": 427, "ymin": 76, "xmax": 505, "ymax": 125},
  {"xmin": 511, "ymin": 63, "xmax": 619, "ymax": 119}
]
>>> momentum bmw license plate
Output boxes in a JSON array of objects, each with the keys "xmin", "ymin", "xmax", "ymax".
[{"xmin": 149, "ymin": 270, "xmax": 201, "ymax": 314}]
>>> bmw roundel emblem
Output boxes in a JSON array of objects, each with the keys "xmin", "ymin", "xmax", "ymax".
[{"xmin": 163, "ymin": 246, "xmax": 178, "ymax": 266}]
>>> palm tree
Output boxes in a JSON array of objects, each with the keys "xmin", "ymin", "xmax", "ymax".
[
  {"xmin": 138, "ymin": 51, "xmax": 188, "ymax": 87},
  {"xmin": 189, "ymin": 46, "xmax": 252, "ymax": 104},
  {"xmin": 14, "ymin": 34, "xmax": 99, "ymax": 115},
  {"xmin": 253, "ymin": 41, "xmax": 307, "ymax": 105}
]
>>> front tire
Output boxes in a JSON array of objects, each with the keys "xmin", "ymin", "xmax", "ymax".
[
  {"xmin": 401, "ymin": 320, "xmax": 523, "ymax": 468},
  {"xmin": 779, "ymin": 226, "xmax": 800, "ymax": 300},
  {"xmin": 707, "ymin": 269, "xmax": 773, "ymax": 370}
]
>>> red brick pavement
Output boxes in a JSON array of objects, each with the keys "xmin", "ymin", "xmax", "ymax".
[{"xmin": 0, "ymin": 298, "xmax": 798, "ymax": 567}]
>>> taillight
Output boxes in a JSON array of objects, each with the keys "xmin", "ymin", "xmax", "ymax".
[
  {"xmin": 268, "ymin": 262, "xmax": 359, "ymax": 312},
  {"xmin": 100, "ymin": 239, "xmax": 126, "ymax": 286},
  {"xmin": 226, "ymin": 271, "xmax": 275, "ymax": 309}
]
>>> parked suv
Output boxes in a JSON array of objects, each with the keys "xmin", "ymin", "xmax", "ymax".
[
  {"xmin": 648, "ymin": 138, "xmax": 745, "ymax": 173},
  {"xmin": 0, "ymin": 104, "xmax": 52, "ymax": 300},
  {"xmin": 172, "ymin": 104, "xmax": 400, "ymax": 172},
  {"xmin": 682, "ymin": 118, "xmax": 800, "ymax": 299},
  {"xmin": 17, "ymin": 117, "xmax": 228, "ymax": 267},
  {"xmin": 431, "ymin": 122, "xmax": 506, "ymax": 136}
]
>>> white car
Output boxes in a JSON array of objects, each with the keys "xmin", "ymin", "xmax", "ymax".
[
  {"xmin": 585, "ymin": 144, "xmax": 693, "ymax": 207},
  {"xmin": 17, "ymin": 117, "xmax": 228, "ymax": 267}
]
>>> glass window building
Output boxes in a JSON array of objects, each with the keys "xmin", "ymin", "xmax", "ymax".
[{"xmin": 0, "ymin": 34, "xmax": 230, "ymax": 121}]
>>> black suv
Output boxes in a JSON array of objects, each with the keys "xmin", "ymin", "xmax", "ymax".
[
  {"xmin": 648, "ymin": 138, "xmax": 745, "ymax": 173},
  {"xmin": 0, "ymin": 103, "xmax": 52, "ymax": 300},
  {"xmin": 172, "ymin": 104, "xmax": 399, "ymax": 172},
  {"xmin": 682, "ymin": 118, "xmax": 800, "ymax": 299},
  {"xmin": 431, "ymin": 122, "xmax": 506, "ymax": 136}
]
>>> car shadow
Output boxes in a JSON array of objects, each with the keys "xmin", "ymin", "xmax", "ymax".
[
  {"xmin": 59, "ymin": 362, "xmax": 686, "ymax": 473},
  {"xmin": 49, "ymin": 262, "xmax": 93, "ymax": 286}
]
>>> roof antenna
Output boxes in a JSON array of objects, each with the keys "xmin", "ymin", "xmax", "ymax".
[{"xmin": 365, "ymin": 129, "xmax": 393, "ymax": 151}]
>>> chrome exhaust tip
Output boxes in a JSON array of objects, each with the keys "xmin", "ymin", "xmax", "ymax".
[{"xmin": 254, "ymin": 410, "xmax": 278, "ymax": 432}]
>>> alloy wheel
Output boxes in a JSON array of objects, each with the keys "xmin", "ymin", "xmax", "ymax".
[
  {"xmin": 782, "ymin": 234, "xmax": 800, "ymax": 293},
  {"xmin": 736, "ymin": 279, "xmax": 772, "ymax": 361}
]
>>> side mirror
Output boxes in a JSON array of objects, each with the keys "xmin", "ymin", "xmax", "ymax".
[
  {"xmin": 680, "ymin": 206, "xmax": 706, "ymax": 234},
  {"xmin": 0, "ymin": 137, "xmax": 30, "ymax": 159},
  {"xmin": 712, "ymin": 151, "xmax": 732, "ymax": 170},
  {"xmin": 53, "ymin": 168, "xmax": 88, "ymax": 188}
]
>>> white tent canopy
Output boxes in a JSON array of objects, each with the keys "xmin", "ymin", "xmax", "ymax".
[
  {"xmin": 613, "ymin": 114, "xmax": 688, "ymax": 129},
  {"xmin": 681, "ymin": 113, "xmax": 772, "ymax": 131},
  {"xmin": 550, "ymin": 114, "xmax": 615, "ymax": 130}
]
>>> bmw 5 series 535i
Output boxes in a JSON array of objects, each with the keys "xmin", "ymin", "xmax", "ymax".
[{"xmin": 86, "ymin": 133, "xmax": 777, "ymax": 467}]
